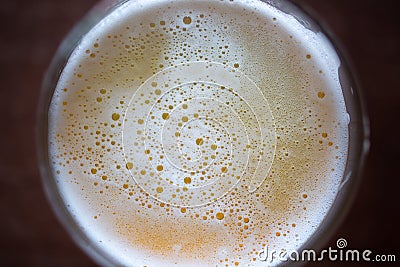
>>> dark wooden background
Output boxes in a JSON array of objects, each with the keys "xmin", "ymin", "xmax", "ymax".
[{"xmin": 0, "ymin": 0, "xmax": 399, "ymax": 266}]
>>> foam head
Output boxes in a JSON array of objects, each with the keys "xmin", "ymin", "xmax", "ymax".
[{"xmin": 48, "ymin": 0, "xmax": 349, "ymax": 266}]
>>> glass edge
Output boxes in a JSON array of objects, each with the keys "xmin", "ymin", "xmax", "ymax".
[
  {"xmin": 275, "ymin": 1, "xmax": 370, "ymax": 266},
  {"xmin": 35, "ymin": 1, "xmax": 130, "ymax": 266},
  {"xmin": 35, "ymin": 0, "xmax": 371, "ymax": 266}
]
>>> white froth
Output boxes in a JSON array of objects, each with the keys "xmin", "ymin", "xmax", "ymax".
[{"xmin": 48, "ymin": 0, "xmax": 349, "ymax": 266}]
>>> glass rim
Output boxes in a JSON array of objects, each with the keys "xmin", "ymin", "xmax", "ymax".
[{"xmin": 36, "ymin": 0, "xmax": 370, "ymax": 266}]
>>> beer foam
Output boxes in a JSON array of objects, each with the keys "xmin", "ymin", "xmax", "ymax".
[{"xmin": 48, "ymin": 0, "xmax": 349, "ymax": 266}]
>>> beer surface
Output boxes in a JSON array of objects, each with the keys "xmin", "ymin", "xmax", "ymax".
[{"xmin": 48, "ymin": 0, "xmax": 349, "ymax": 266}]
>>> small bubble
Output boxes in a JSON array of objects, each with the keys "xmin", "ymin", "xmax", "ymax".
[
  {"xmin": 126, "ymin": 162, "xmax": 134, "ymax": 170},
  {"xmin": 162, "ymin": 113, "xmax": 170, "ymax": 120},
  {"xmin": 156, "ymin": 187, "xmax": 163, "ymax": 193},
  {"xmin": 183, "ymin": 16, "xmax": 192, "ymax": 24},
  {"xmin": 318, "ymin": 91, "xmax": 326, "ymax": 99},
  {"xmin": 196, "ymin": 138, "xmax": 204, "ymax": 145},
  {"xmin": 184, "ymin": 177, "xmax": 192, "ymax": 184},
  {"xmin": 112, "ymin": 113, "xmax": 120, "ymax": 121}
]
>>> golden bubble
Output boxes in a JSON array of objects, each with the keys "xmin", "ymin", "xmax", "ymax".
[
  {"xmin": 162, "ymin": 113, "xmax": 170, "ymax": 120},
  {"xmin": 123, "ymin": 184, "xmax": 129, "ymax": 189},
  {"xmin": 306, "ymin": 54, "xmax": 311, "ymax": 59},
  {"xmin": 101, "ymin": 175, "xmax": 107, "ymax": 180},
  {"xmin": 126, "ymin": 162, "xmax": 134, "ymax": 170},
  {"xmin": 318, "ymin": 91, "xmax": 326, "ymax": 99},
  {"xmin": 234, "ymin": 63, "xmax": 239, "ymax": 68},
  {"xmin": 184, "ymin": 177, "xmax": 192, "ymax": 184},
  {"xmin": 157, "ymin": 165, "xmax": 164, "ymax": 171},
  {"xmin": 149, "ymin": 22, "xmax": 155, "ymax": 28},
  {"xmin": 182, "ymin": 104, "xmax": 188, "ymax": 109},
  {"xmin": 91, "ymin": 168, "xmax": 97, "ymax": 174},
  {"xmin": 100, "ymin": 89, "xmax": 106, "ymax": 94},
  {"xmin": 156, "ymin": 187, "xmax": 163, "ymax": 193},
  {"xmin": 196, "ymin": 138, "xmax": 204, "ymax": 146},
  {"xmin": 155, "ymin": 89, "xmax": 162, "ymax": 95},
  {"xmin": 216, "ymin": 212, "xmax": 224, "ymax": 220},
  {"xmin": 182, "ymin": 116, "xmax": 188, "ymax": 122},
  {"xmin": 211, "ymin": 144, "xmax": 217, "ymax": 150},
  {"xmin": 181, "ymin": 207, "xmax": 187, "ymax": 213},
  {"xmin": 112, "ymin": 113, "xmax": 120, "ymax": 121},
  {"xmin": 138, "ymin": 119, "xmax": 144, "ymax": 125},
  {"xmin": 321, "ymin": 133, "xmax": 327, "ymax": 138},
  {"xmin": 221, "ymin": 167, "xmax": 228, "ymax": 173},
  {"xmin": 183, "ymin": 16, "xmax": 192, "ymax": 24}
]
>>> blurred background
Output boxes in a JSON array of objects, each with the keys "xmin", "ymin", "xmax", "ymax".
[{"xmin": 0, "ymin": 0, "xmax": 399, "ymax": 266}]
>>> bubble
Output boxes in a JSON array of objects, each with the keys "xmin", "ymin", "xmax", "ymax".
[
  {"xmin": 156, "ymin": 187, "xmax": 164, "ymax": 193},
  {"xmin": 183, "ymin": 16, "xmax": 192, "ymax": 25},
  {"xmin": 112, "ymin": 113, "xmax": 120, "ymax": 121},
  {"xmin": 318, "ymin": 91, "xmax": 325, "ymax": 99},
  {"xmin": 216, "ymin": 212, "xmax": 224, "ymax": 220},
  {"xmin": 125, "ymin": 162, "xmax": 133, "ymax": 170},
  {"xmin": 184, "ymin": 177, "xmax": 192, "ymax": 184},
  {"xmin": 162, "ymin": 113, "xmax": 170, "ymax": 120},
  {"xmin": 156, "ymin": 165, "xmax": 164, "ymax": 171}
]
